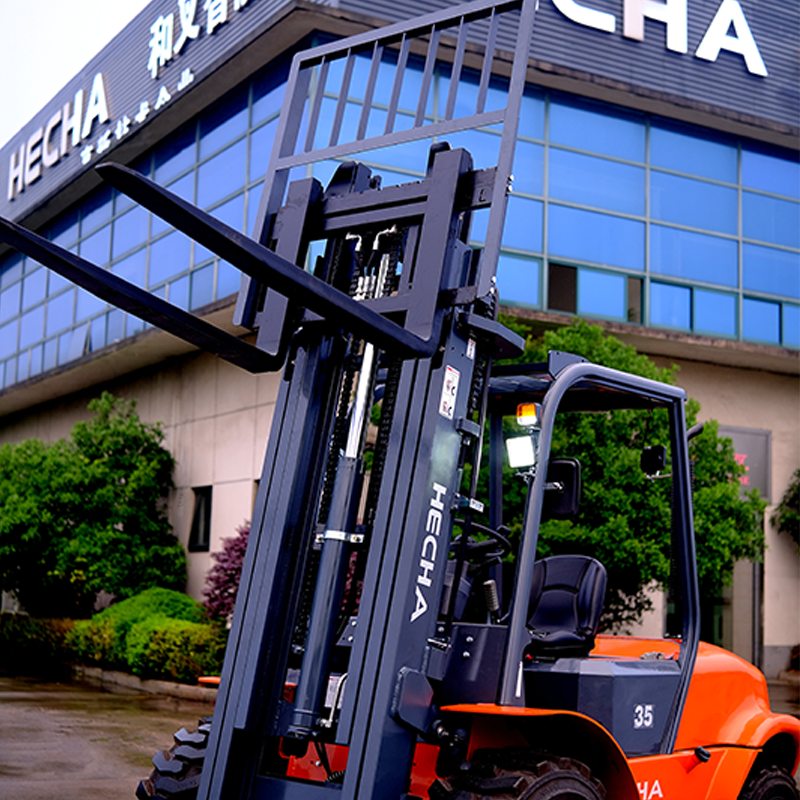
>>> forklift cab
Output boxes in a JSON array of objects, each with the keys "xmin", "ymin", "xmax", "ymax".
[{"xmin": 433, "ymin": 350, "xmax": 701, "ymax": 759}]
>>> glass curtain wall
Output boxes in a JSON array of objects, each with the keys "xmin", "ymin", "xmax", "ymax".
[{"xmin": 0, "ymin": 53, "xmax": 797, "ymax": 391}]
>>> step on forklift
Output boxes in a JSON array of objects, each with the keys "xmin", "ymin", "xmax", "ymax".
[{"xmin": 1, "ymin": 0, "xmax": 797, "ymax": 797}]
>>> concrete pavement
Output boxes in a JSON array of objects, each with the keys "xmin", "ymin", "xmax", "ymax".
[
  {"xmin": 0, "ymin": 675, "xmax": 214, "ymax": 800},
  {"xmin": 0, "ymin": 673, "xmax": 796, "ymax": 798}
]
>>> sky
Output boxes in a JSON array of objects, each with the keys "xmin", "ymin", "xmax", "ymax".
[{"xmin": 0, "ymin": 0, "xmax": 153, "ymax": 149}]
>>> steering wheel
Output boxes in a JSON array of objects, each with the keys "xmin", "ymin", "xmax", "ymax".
[{"xmin": 451, "ymin": 520, "xmax": 513, "ymax": 574}]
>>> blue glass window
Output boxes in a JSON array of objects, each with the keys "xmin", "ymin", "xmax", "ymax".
[
  {"xmin": 694, "ymin": 290, "xmax": 736, "ymax": 337},
  {"xmin": 29, "ymin": 344, "xmax": 42, "ymax": 378},
  {"xmin": 80, "ymin": 225, "xmax": 111, "ymax": 266},
  {"xmin": 46, "ymin": 290, "xmax": 75, "ymax": 336},
  {"xmin": 197, "ymin": 140, "xmax": 247, "ymax": 208},
  {"xmin": 249, "ymin": 118, "xmax": 278, "ymax": 183},
  {"xmin": 650, "ymin": 225, "xmax": 737, "ymax": 287},
  {"xmin": 22, "ymin": 269, "xmax": 47, "ymax": 309},
  {"xmin": 247, "ymin": 183, "xmax": 263, "ymax": 236},
  {"xmin": 650, "ymin": 125, "xmax": 736, "ymax": 183},
  {"xmin": 742, "ymin": 193, "xmax": 800, "ymax": 249},
  {"xmin": 200, "ymin": 88, "xmax": 248, "ymax": 159},
  {"xmin": 550, "ymin": 98, "xmax": 645, "ymax": 162},
  {"xmin": 81, "ymin": 186, "xmax": 112, "ymax": 234},
  {"xmin": 743, "ymin": 298, "xmax": 780, "ymax": 343},
  {"xmin": 519, "ymin": 88, "xmax": 545, "ymax": 141},
  {"xmin": 548, "ymin": 205, "xmax": 644, "ymax": 271},
  {"xmin": 19, "ymin": 306, "xmax": 44, "ymax": 348},
  {"xmin": 578, "ymin": 270, "xmax": 626, "ymax": 320},
  {"xmin": 155, "ymin": 124, "xmax": 196, "ymax": 183},
  {"xmin": 58, "ymin": 324, "xmax": 88, "ymax": 364},
  {"xmin": 169, "ymin": 275, "xmax": 189, "ymax": 310},
  {"xmin": 190, "ymin": 264, "xmax": 215, "ymax": 310},
  {"xmin": 511, "ymin": 140, "xmax": 544, "ymax": 197},
  {"xmin": 112, "ymin": 205, "xmax": 150, "ymax": 259},
  {"xmin": 217, "ymin": 262, "xmax": 241, "ymax": 299},
  {"xmin": 195, "ymin": 194, "xmax": 244, "ymax": 265},
  {"xmin": 49, "ymin": 210, "xmax": 79, "ymax": 248},
  {"xmin": 149, "ymin": 231, "xmax": 191, "ymax": 286},
  {"xmin": 112, "ymin": 249, "xmax": 147, "ymax": 288},
  {"xmin": 549, "ymin": 149, "xmax": 644, "ymax": 215},
  {"xmin": 76, "ymin": 287, "xmax": 106, "ymax": 321},
  {"xmin": 107, "ymin": 309, "xmax": 125, "ymax": 343},
  {"xmin": 43, "ymin": 338, "xmax": 57, "ymax": 371},
  {"xmin": 742, "ymin": 244, "xmax": 800, "ymax": 299},
  {"xmin": 496, "ymin": 255, "xmax": 540, "ymax": 308},
  {"xmin": 502, "ymin": 196, "xmax": 543, "ymax": 252},
  {"xmin": 651, "ymin": 283, "xmax": 690, "ymax": 329},
  {"xmin": 89, "ymin": 317, "xmax": 105, "ymax": 353},
  {"xmin": 1, "ymin": 252, "xmax": 23, "ymax": 287},
  {"xmin": 742, "ymin": 149, "xmax": 800, "ymax": 199},
  {"xmin": 0, "ymin": 282, "xmax": 21, "ymax": 322},
  {"xmin": 784, "ymin": 305, "xmax": 800, "ymax": 347},
  {"xmin": 252, "ymin": 69, "xmax": 286, "ymax": 126},
  {"xmin": 650, "ymin": 172, "xmax": 737, "ymax": 235},
  {"xmin": 0, "ymin": 320, "xmax": 17, "ymax": 358}
]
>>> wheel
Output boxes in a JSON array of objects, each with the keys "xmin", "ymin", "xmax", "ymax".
[
  {"xmin": 738, "ymin": 765, "xmax": 800, "ymax": 800},
  {"xmin": 135, "ymin": 717, "xmax": 210, "ymax": 800},
  {"xmin": 430, "ymin": 747, "xmax": 606, "ymax": 799}
]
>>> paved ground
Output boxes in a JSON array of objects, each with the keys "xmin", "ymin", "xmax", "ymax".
[
  {"xmin": 0, "ymin": 675, "xmax": 215, "ymax": 800},
  {"xmin": 0, "ymin": 674, "xmax": 796, "ymax": 798}
]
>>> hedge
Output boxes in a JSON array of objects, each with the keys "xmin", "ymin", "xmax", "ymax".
[
  {"xmin": 1, "ymin": 589, "xmax": 226, "ymax": 684},
  {"xmin": 67, "ymin": 587, "xmax": 207, "ymax": 671},
  {"xmin": 67, "ymin": 587, "xmax": 226, "ymax": 682},
  {"xmin": 126, "ymin": 617, "xmax": 227, "ymax": 683},
  {"xmin": 0, "ymin": 614, "xmax": 74, "ymax": 678}
]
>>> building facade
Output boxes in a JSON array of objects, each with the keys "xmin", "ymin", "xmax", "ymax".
[{"xmin": 0, "ymin": 0, "xmax": 797, "ymax": 674}]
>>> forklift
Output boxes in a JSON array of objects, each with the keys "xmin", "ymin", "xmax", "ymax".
[{"xmin": 0, "ymin": 0, "xmax": 797, "ymax": 797}]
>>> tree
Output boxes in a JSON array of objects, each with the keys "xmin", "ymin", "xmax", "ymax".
[
  {"xmin": 493, "ymin": 318, "xmax": 766, "ymax": 628},
  {"xmin": 0, "ymin": 392, "xmax": 186, "ymax": 618},
  {"xmin": 772, "ymin": 469, "xmax": 800, "ymax": 551},
  {"xmin": 203, "ymin": 523, "xmax": 250, "ymax": 622}
]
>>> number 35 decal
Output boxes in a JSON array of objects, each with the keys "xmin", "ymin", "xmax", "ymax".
[{"xmin": 634, "ymin": 704, "xmax": 655, "ymax": 729}]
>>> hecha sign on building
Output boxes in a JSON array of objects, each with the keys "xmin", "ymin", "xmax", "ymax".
[
  {"xmin": 553, "ymin": 0, "xmax": 768, "ymax": 75},
  {"xmin": 1, "ymin": 0, "xmax": 797, "ymax": 223},
  {"xmin": 5, "ymin": 0, "xmax": 257, "ymax": 207}
]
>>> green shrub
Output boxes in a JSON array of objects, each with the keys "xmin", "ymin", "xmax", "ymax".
[
  {"xmin": 68, "ymin": 618, "xmax": 120, "ymax": 667},
  {"xmin": 126, "ymin": 617, "xmax": 227, "ymax": 683},
  {"xmin": 0, "ymin": 614, "xmax": 74, "ymax": 678},
  {"xmin": 67, "ymin": 587, "xmax": 206, "ymax": 670}
]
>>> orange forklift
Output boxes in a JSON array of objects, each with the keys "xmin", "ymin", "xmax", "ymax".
[{"xmin": 1, "ymin": 0, "xmax": 796, "ymax": 797}]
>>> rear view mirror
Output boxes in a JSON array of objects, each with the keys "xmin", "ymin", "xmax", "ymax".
[
  {"xmin": 543, "ymin": 458, "xmax": 581, "ymax": 520},
  {"xmin": 641, "ymin": 445, "xmax": 667, "ymax": 477}
]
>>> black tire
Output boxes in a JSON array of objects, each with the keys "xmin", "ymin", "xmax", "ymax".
[
  {"xmin": 430, "ymin": 747, "xmax": 606, "ymax": 800},
  {"xmin": 135, "ymin": 717, "xmax": 211, "ymax": 800},
  {"xmin": 738, "ymin": 765, "xmax": 800, "ymax": 800}
]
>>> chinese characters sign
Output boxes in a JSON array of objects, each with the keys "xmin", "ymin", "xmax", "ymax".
[{"xmin": 149, "ymin": 0, "xmax": 250, "ymax": 80}]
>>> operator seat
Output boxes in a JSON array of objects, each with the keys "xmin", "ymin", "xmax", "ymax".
[{"xmin": 526, "ymin": 554, "xmax": 607, "ymax": 659}]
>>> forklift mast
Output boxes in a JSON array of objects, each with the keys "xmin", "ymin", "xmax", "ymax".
[
  {"xmin": 0, "ymin": 0, "xmax": 540, "ymax": 796},
  {"xmin": 199, "ymin": 3, "xmax": 539, "ymax": 796}
]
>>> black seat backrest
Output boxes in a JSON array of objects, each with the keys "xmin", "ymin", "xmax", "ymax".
[{"xmin": 527, "ymin": 555, "xmax": 607, "ymax": 659}]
